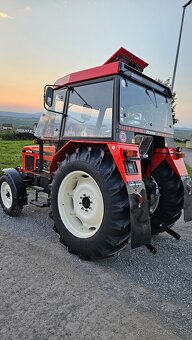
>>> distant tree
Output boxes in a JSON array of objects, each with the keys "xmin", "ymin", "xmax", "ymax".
[{"xmin": 156, "ymin": 78, "xmax": 178, "ymax": 125}]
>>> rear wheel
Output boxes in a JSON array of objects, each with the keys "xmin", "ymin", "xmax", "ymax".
[
  {"xmin": 149, "ymin": 161, "xmax": 184, "ymax": 234},
  {"xmin": 51, "ymin": 147, "xmax": 131, "ymax": 259},
  {"xmin": 0, "ymin": 175, "xmax": 23, "ymax": 216}
]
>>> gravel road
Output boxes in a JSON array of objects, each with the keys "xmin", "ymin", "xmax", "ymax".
[{"xmin": 0, "ymin": 194, "xmax": 192, "ymax": 340}]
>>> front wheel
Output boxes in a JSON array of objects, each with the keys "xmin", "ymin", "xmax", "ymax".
[
  {"xmin": 51, "ymin": 147, "xmax": 131, "ymax": 259},
  {"xmin": 0, "ymin": 175, "xmax": 23, "ymax": 216}
]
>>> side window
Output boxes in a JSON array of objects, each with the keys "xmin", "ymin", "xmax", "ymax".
[
  {"xmin": 64, "ymin": 80, "xmax": 113, "ymax": 138},
  {"xmin": 35, "ymin": 89, "xmax": 66, "ymax": 139},
  {"xmin": 54, "ymin": 89, "xmax": 66, "ymax": 113}
]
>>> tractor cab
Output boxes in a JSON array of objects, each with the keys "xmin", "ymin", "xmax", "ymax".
[{"xmin": 35, "ymin": 47, "xmax": 173, "ymax": 148}]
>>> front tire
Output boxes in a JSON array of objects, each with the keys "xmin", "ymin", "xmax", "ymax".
[
  {"xmin": 51, "ymin": 147, "xmax": 131, "ymax": 259},
  {"xmin": 0, "ymin": 175, "xmax": 23, "ymax": 216}
]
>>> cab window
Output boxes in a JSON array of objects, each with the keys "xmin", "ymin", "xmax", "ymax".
[
  {"xmin": 35, "ymin": 89, "xmax": 66, "ymax": 139},
  {"xmin": 64, "ymin": 80, "xmax": 113, "ymax": 138}
]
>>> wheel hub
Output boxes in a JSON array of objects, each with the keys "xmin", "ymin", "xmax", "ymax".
[{"xmin": 81, "ymin": 195, "xmax": 92, "ymax": 209}]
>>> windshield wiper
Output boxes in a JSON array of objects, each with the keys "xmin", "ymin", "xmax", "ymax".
[
  {"xmin": 145, "ymin": 88, "xmax": 157, "ymax": 108},
  {"xmin": 71, "ymin": 88, "xmax": 92, "ymax": 109}
]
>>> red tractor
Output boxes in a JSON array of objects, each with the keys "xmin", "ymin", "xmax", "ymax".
[{"xmin": 1, "ymin": 47, "xmax": 192, "ymax": 259}]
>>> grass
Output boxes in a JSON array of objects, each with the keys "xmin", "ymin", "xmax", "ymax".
[
  {"xmin": 176, "ymin": 142, "xmax": 186, "ymax": 149},
  {"xmin": 186, "ymin": 164, "xmax": 192, "ymax": 177},
  {"xmin": 0, "ymin": 139, "xmax": 33, "ymax": 175}
]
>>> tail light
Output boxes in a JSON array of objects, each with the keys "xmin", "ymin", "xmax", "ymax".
[{"xmin": 124, "ymin": 150, "xmax": 138, "ymax": 158}]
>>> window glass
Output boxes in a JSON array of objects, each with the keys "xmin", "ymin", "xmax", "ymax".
[
  {"xmin": 64, "ymin": 80, "xmax": 113, "ymax": 138},
  {"xmin": 35, "ymin": 89, "xmax": 66, "ymax": 139},
  {"xmin": 120, "ymin": 80, "xmax": 173, "ymax": 133},
  {"xmin": 54, "ymin": 89, "xmax": 66, "ymax": 113}
]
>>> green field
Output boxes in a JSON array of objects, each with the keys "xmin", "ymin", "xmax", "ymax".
[{"xmin": 0, "ymin": 140, "xmax": 33, "ymax": 175}]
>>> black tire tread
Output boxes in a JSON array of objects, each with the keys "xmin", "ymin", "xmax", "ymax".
[
  {"xmin": 151, "ymin": 161, "xmax": 184, "ymax": 233},
  {"xmin": 51, "ymin": 147, "xmax": 130, "ymax": 259}
]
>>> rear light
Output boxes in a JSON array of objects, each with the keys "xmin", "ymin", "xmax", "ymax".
[
  {"xmin": 125, "ymin": 161, "xmax": 138, "ymax": 174},
  {"xmin": 124, "ymin": 150, "xmax": 138, "ymax": 158}
]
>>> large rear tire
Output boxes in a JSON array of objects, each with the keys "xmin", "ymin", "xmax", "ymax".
[
  {"xmin": 0, "ymin": 175, "xmax": 23, "ymax": 216},
  {"xmin": 150, "ymin": 161, "xmax": 184, "ymax": 234},
  {"xmin": 51, "ymin": 147, "xmax": 131, "ymax": 259}
]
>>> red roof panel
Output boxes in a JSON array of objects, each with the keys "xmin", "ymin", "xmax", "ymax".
[
  {"xmin": 54, "ymin": 47, "xmax": 148, "ymax": 87},
  {"xmin": 55, "ymin": 62, "xmax": 119, "ymax": 87}
]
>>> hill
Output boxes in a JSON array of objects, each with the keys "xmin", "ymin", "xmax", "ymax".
[
  {"xmin": 0, "ymin": 111, "xmax": 41, "ymax": 128},
  {"xmin": 174, "ymin": 128, "xmax": 192, "ymax": 141}
]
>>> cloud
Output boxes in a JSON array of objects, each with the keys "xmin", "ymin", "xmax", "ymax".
[
  {"xmin": 0, "ymin": 11, "xmax": 12, "ymax": 19},
  {"xmin": 24, "ymin": 6, "xmax": 32, "ymax": 12}
]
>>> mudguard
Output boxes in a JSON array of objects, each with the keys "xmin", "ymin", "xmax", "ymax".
[
  {"xmin": 3, "ymin": 168, "xmax": 28, "ymax": 205},
  {"xmin": 126, "ymin": 181, "xmax": 151, "ymax": 248},
  {"xmin": 182, "ymin": 176, "xmax": 192, "ymax": 222}
]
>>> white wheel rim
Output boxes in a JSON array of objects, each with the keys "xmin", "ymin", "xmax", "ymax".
[
  {"xmin": 1, "ymin": 182, "xmax": 13, "ymax": 209},
  {"xmin": 58, "ymin": 170, "xmax": 104, "ymax": 238}
]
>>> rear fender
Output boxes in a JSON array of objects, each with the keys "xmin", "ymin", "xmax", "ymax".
[
  {"xmin": 50, "ymin": 140, "xmax": 142, "ymax": 182},
  {"xmin": 3, "ymin": 168, "xmax": 28, "ymax": 205},
  {"xmin": 145, "ymin": 148, "xmax": 188, "ymax": 177}
]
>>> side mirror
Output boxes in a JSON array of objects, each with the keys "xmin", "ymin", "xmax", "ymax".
[{"xmin": 45, "ymin": 86, "xmax": 54, "ymax": 107}]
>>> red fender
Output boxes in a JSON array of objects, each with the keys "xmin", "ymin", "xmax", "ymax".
[
  {"xmin": 145, "ymin": 148, "xmax": 188, "ymax": 177},
  {"xmin": 50, "ymin": 140, "xmax": 142, "ymax": 183}
]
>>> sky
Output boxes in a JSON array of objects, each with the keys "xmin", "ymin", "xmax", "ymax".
[{"xmin": 0, "ymin": 0, "xmax": 192, "ymax": 128}]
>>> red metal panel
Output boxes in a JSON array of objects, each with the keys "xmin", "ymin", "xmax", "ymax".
[
  {"xmin": 145, "ymin": 148, "xmax": 188, "ymax": 177},
  {"xmin": 104, "ymin": 47, "xmax": 148, "ymax": 70},
  {"xmin": 54, "ymin": 62, "xmax": 119, "ymax": 88},
  {"xmin": 107, "ymin": 143, "xmax": 142, "ymax": 183},
  {"xmin": 22, "ymin": 145, "xmax": 55, "ymax": 173},
  {"xmin": 165, "ymin": 149, "xmax": 188, "ymax": 177}
]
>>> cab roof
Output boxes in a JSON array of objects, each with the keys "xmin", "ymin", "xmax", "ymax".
[{"xmin": 54, "ymin": 47, "xmax": 148, "ymax": 88}]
